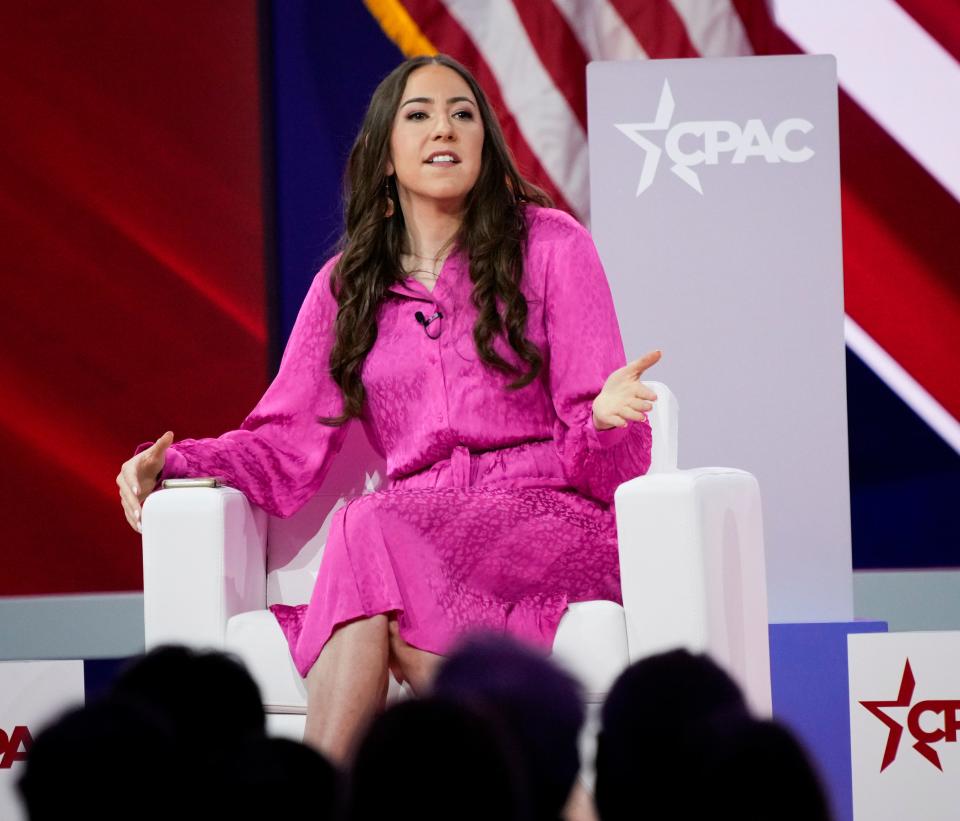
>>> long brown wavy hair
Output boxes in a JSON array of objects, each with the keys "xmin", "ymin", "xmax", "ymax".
[{"xmin": 318, "ymin": 54, "xmax": 553, "ymax": 427}]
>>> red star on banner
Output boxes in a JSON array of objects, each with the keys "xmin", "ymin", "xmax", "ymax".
[
  {"xmin": 859, "ymin": 659, "xmax": 916, "ymax": 771},
  {"xmin": 859, "ymin": 659, "xmax": 959, "ymax": 772}
]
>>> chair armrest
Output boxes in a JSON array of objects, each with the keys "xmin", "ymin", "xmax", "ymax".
[
  {"xmin": 141, "ymin": 486, "xmax": 269, "ymax": 651},
  {"xmin": 614, "ymin": 467, "xmax": 771, "ymax": 714}
]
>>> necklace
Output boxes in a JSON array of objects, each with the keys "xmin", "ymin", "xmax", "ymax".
[{"xmin": 401, "ymin": 233, "xmax": 457, "ymax": 281}]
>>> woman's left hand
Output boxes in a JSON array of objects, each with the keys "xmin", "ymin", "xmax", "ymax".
[{"xmin": 592, "ymin": 349, "xmax": 662, "ymax": 430}]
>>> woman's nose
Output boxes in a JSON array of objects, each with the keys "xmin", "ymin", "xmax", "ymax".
[{"xmin": 432, "ymin": 116, "xmax": 455, "ymax": 140}]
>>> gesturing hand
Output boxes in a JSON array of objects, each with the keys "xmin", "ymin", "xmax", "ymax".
[
  {"xmin": 116, "ymin": 431, "xmax": 174, "ymax": 533},
  {"xmin": 592, "ymin": 350, "xmax": 662, "ymax": 431}
]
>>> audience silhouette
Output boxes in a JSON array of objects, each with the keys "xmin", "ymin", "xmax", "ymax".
[
  {"xmin": 433, "ymin": 632, "xmax": 585, "ymax": 820},
  {"xmin": 595, "ymin": 648, "xmax": 832, "ymax": 821},
  {"xmin": 347, "ymin": 696, "xmax": 529, "ymax": 820},
  {"xmin": 17, "ymin": 645, "xmax": 341, "ymax": 820},
  {"xmin": 18, "ymin": 641, "xmax": 834, "ymax": 821}
]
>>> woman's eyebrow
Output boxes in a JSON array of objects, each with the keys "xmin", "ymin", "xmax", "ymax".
[{"xmin": 400, "ymin": 96, "xmax": 477, "ymax": 108}]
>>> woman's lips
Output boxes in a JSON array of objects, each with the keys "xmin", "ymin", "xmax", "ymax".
[{"xmin": 424, "ymin": 151, "xmax": 461, "ymax": 164}]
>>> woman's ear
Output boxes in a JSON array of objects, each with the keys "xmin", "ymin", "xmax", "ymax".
[{"xmin": 385, "ymin": 159, "xmax": 395, "ymax": 177}]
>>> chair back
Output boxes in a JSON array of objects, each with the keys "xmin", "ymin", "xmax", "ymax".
[{"xmin": 645, "ymin": 380, "xmax": 678, "ymax": 474}]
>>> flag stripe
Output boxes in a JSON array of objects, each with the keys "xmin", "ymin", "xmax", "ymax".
[
  {"xmin": 670, "ymin": 0, "xmax": 752, "ymax": 57},
  {"xmin": 551, "ymin": 0, "xmax": 649, "ymax": 61},
  {"xmin": 607, "ymin": 0, "xmax": 700, "ymax": 58},
  {"xmin": 735, "ymin": 1, "xmax": 959, "ymax": 424},
  {"xmin": 845, "ymin": 316, "xmax": 960, "ymax": 454},
  {"xmin": 512, "ymin": 0, "xmax": 589, "ymax": 129},
  {"xmin": 396, "ymin": 0, "xmax": 577, "ymax": 216},
  {"xmin": 730, "ymin": 0, "xmax": 783, "ymax": 55},
  {"xmin": 440, "ymin": 0, "xmax": 590, "ymax": 219},
  {"xmin": 774, "ymin": 0, "xmax": 960, "ymax": 206},
  {"xmin": 895, "ymin": 0, "xmax": 960, "ymax": 66},
  {"xmin": 842, "ymin": 182, "xmax": 960, "ymax": 420}
]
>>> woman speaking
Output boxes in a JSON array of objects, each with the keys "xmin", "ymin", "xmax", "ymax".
[{"xmin": 116, "ymin": 54, "xmax": 661, "ymax": 764}]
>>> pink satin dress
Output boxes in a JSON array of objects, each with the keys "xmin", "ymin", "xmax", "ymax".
[{"xmin": 138, "ymin": 205, "xmax": 651, "ymax": 678}]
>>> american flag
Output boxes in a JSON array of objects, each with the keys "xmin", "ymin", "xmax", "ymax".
[{"xmin": 364, "ymin": 0, "xmax": 959, "ymax": 458}]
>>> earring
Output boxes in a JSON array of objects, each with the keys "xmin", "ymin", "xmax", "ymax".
[{"xmin": 384, "ymin": 179, "xmax": 395, "ymax": 218}]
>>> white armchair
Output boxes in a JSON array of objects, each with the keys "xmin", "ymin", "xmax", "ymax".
[{"xmin": 141, "ymin": 381, "xmax": 771, "ymax": 746}]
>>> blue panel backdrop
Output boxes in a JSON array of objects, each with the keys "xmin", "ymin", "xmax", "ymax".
[{"xmin": 268, "ymin": 1, "xmax": 401, "ymax": 345}]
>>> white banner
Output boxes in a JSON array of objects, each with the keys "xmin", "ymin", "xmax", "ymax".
[
  {"xmin": 849, "ymin": 631, "xmax": 960, "ymax": 820},
  {"xmin": 0, "ymin": 660, "xmax": 85, "ymax": 821}
]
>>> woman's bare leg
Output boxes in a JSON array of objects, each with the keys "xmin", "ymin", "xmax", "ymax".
[
  {"xmin": 303, "ymin": 614, "xmax": 390, "ymax": 764},
  {"xmin": 387, "ymin": 616, "xmax": 443, "ymax": 695}
]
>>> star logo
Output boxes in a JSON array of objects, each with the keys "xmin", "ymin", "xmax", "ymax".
[
  {"xmin": 859, "ymin": 659, "xmax": 960, "ymax": 772},
  {"xmin": 860, "ymin": 659, "xmax": 917, "ymax": 771},
  {"xmin": 614, "ymin": 79, "xmax": 690, "ymax": 195}
]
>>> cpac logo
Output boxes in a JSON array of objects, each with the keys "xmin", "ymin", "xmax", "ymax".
[
  {"xmin": 615, "ymin": 79, "xmax": 815, "ymax": 195},
  {"xmin": 860, "ymin": 659, "xmax": 960, "ymax": 771},
  {"xmin": 0, "ymin": 726, "xmax": 33, "ymax": 768}
]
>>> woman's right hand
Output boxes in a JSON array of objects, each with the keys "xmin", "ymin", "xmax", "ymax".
[
  {"xmin": 117, "ymin": 431, "xmax": 174, "ymax": 534},
  {"xmin": 592, "ymin": 349, "xmax": 662, "ymax": 429}
]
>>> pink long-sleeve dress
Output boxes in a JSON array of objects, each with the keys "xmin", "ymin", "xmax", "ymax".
[{"xmin": 138, "ymin": 205, "xmax": 652, "ymax": 678}]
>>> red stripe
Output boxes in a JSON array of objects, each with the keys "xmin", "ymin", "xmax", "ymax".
[
  {"xmin": 896, "ymin": 0, "xmax": 960, "ymax": 66},
  {"xmin": 607, "ymin": 0, "xmax": 700, "ymax": 58},
  {"xmin": 730, "ymin": 0, "xmax": 791, "ymax": 56},
  {"xmin": 511, "ymin": 0, "xmax": 589, "ymax": 130},
  {"xmin": 843, "ymin": 187, "xmax": 960, "ymax": 418},
  {"xmin": 732, "ymin": 0, "xmax": 960, "ymax": 418},
  {"xmin": 402, "ymin": 0, "xmax": 577, "ymax": 217},
  {"xmin": 839, "ymin": 90, "xmax": 960, "ymax": 418}
]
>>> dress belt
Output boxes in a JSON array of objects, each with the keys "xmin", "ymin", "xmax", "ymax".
[{"xmin": 388, "ymin": 439, "xmax": 566, "ymax": 492}]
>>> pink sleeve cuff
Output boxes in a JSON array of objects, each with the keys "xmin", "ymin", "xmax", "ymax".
[{"xmin": 585, "ymin": 417, "xmax": 631, "ymax": 449}]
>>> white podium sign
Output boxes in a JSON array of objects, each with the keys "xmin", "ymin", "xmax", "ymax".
[
  {"xmin": 587, "ymin": 55, "xmax": 850, "ymax": 623},
  {"xmin": 0, "ymin": 660, "xmax": 85, "ymax": 821},
  {"xmin": 849, "ymin": 632, "xmax": 960, "ymax": 820}
]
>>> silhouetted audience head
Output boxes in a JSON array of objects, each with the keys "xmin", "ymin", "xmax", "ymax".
[
  {"xmin": 348, "ymin": 696, "xmax": 529, "ymax": 821},
  {"xmin": 111, "ymin": 644, "xmax": 266, "ymax": 754},
  {"xmin": 596, "ymin": 649, "xmax": 832, "ymax": 821},
  {"xmin": 595, "ymin": 649, "xmax": 749, "ymax": 820},
  {"xmin": 216, "ymin": 736, "xmax": 343, "ymax": 817},
  {"xmin": 698, "ymin": 712, "xmax": 833, "ymax": 821},
  {"xmin": 433, "ymin": 632, "xmax": 585, "ymax": 820},
  {"xmin": 17, "ymin": 694, "xmax": 179, "ymax": 821}
]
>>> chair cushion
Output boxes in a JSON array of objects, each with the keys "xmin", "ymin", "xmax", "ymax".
[
  {"xmin": 551, "ymin": 601, "xmax": 630, "ymax": 702},
  {"xmin": 224, "ymin": 599, "xmax": 630, "ymax": 712},
  {"xmin": 225, "ymin": 610, "xmax": 307, "ymax": 711}
]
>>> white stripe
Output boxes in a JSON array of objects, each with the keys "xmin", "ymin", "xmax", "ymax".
[
  {"xmin": 552, "ymin": 0, "xmax": 649, "ymax": 61},
  {"xmin": 670, "ymin": 0, "xmax": 753, "ymax": 56},
  {"xmin": 845, "ymin": 316, "xmax": 960, "ymax": 454},
  {"xmin": 773, "ymin": 0, "xmax": 960, "ymax": 205},
  {"xmin": 442, "ymin": 0, "xmax": 590, "ymax": 220}
]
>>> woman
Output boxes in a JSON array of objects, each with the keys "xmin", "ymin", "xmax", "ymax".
[{"xmin": 116, "ymin": 54, "xmax": 661, "ymax": 764}]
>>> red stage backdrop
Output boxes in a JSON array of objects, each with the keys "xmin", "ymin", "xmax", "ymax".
[{"xmin": 0, "ymin": 3, "xmax": 267, "ymax": 595}]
